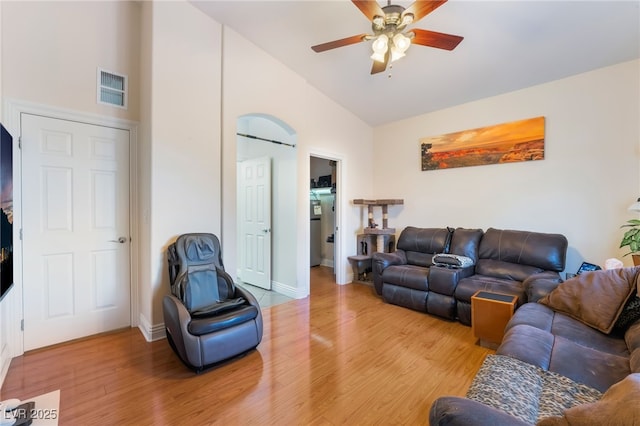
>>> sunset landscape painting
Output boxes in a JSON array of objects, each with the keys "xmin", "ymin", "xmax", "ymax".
[{"xmin": 420, "ymin": 116, "xmax": 545, "ymax": 171}]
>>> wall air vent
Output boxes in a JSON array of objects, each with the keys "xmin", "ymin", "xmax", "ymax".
[{"xmin": 97, "ymin": 68, "xmax": 127, "ymax": 109}]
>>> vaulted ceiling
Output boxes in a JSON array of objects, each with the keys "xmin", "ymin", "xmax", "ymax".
[{"xmin": 191, "ymin": 1, "xmax": 640, "ymax": 126}]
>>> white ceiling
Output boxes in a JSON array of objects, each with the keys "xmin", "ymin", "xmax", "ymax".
[{"xmin": 191, "ymin": 0, "xmax": 640, "ymax": 127}]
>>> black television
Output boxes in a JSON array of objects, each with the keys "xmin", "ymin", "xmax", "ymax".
[{"xmin": 0, "ymin": 123, "xmax": 13, "ymax": 301}]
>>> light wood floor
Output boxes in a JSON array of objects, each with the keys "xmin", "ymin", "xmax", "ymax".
[{"xmin": 1, "ymin": 267, "xmax": 493, "ymax": 425}]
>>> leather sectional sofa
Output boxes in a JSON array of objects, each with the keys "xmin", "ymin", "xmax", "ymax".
[
  {"xmin": 429, "ymin": 267, "xmax": 640, "ymax": 425},
  {"xmin": 372, "ymin": 226, "xmax": 568, "ymax": 324}
]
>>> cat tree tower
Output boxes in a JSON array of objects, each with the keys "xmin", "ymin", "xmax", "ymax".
[{"xmin": 348, "ymin": 199, "xmax": 404, "ymax": 282}]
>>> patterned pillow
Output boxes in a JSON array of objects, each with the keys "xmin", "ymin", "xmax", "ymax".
[
  {"xmin": 614, "ymin": 295, "xmax": 640, "ymax": 332},
  {"xmin": 466, "ymin": 355, "xmax": 602, "ymax": 425}
]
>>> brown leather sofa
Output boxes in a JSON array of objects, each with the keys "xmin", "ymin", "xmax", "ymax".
[
  {"xmin": 372, "ymin": 226, "xmax": 567, "ymax": 323},
  {"xmin": 454, "ymin": 227, "xmax": 567, "ymax": 325},
  {"xmin": 430, "ymin": 267, "xmax": 640, "ymax": 425}
]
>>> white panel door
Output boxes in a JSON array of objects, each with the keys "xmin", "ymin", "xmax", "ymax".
[
  {"xmin": 239, "ymin": 157, "xmax": 271, "ymax": 290},
  {"xmin": 21, "ymin": 114, "xmax": 130, "ymax": 350}
]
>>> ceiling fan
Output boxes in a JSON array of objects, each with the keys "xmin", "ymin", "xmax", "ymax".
[{"xmin": 311, "ymin": 0, "xmax": 463, "ymax": 75}]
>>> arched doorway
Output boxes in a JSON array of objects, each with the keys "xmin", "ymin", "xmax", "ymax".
[{"xmin": 236, "ymin": 114, "xmax": 298, "ymax": 299}]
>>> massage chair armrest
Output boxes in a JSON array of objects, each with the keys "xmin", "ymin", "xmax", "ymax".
[
  {"xmin": 371, "ymin": 250, "xmax": 408, "ymax": 295},
  {"xmin": 524, "ymin": 271, "xmax": 562, "ymax": 302},
  {"xmin": 163, "ymin": 294, "xmax": 202, "ymax": 367},
  {"xmin": 235, "ymin": 285, "xmax": 264, "ymax": 339},
  {"xmin": 429, "ymin": 396, "xmax": 531, "ymax": 426}
]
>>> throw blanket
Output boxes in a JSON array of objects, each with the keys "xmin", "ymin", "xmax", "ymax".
[{"xmin": 466, "ymin": 355, "xmax": 602, "ymax": 425}]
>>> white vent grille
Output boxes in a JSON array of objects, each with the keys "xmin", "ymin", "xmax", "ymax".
[{"xmin": 97, "ymin": 68, "xmax": 127, "ymax": 109}]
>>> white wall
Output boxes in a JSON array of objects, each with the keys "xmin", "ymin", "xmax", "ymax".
[
  {"xmin": 0, "ymin": 0, "xmax": 143, "ymax": 376},
  {"xmin": 146, "ymin": 1, "xmax": 222, "ymax": 330},
  {"xmin": 221, "ymin": 27, "xmax": 374, "ymax": 295},
  {"xmin": 1, "ymin": 1, "xmax": 140, "ymax": 121},
  {"xmin": 373, "ymin": 59, "xmax": 640, "ymax": 274}
]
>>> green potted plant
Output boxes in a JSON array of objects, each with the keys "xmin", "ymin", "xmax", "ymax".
[{"xmin": 620, "ymin": 219, "xmax": 640, "ymax": 265}]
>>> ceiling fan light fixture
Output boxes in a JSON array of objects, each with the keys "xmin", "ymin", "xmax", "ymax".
[
  {"xmin": 372, "ymin": 15, "xmax": 385, "ymax": 27},
  {"xmin": 370, "ymin": 34, "xmax": 389, "ymax": 62},
  {"xmin": 390, "ymin": 32, "xmax": 411, "ymax": 62},
  {"xmin": 393, "ymin": 33, "xmax": 410, "ymax": 51},
  {"xmin": 390, "ymin": 49, "xmax": 405, "ymax": 62},
  {"xmin": 400, "ymin": 13, "xmax": 414, "ymax": 27}
]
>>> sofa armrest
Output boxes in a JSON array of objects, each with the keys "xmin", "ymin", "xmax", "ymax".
[
  {"xmin": 524, "ymin": 271, "xmax": 562, "ymax": 302},
  {"xmin": 372, "ymin": 250, "xmax": 407, "ymax": 295},
  {"xmin": 429, "ymin": 396, "xmax": 531, "ymax": 426},
  {"xmin": 428, "ymin": 265, "xmax": 475, "ymax": 296}
]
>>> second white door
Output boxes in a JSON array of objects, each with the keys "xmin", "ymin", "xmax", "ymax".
[{"xmin": 239, "ymin": 157, "xmax": 272, "ymax": 290}]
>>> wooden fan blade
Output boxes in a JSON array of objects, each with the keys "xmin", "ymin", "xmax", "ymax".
[
  {"xmin": 352, "ymin": 0, "xmax": 385, "ymax": 21},
  {"xmin": 411, "ymin": 28, "xmax": 463, "ymax": 51},
  {"xmin": 311, "ymin": 34, "xmax": 368, "ymax": 52},
  {"xmin": 403, "ymin": 0, "xmax": 448, "ymax": 23},
  {"xmin": 371, "ymin": 49, "xmax": 390, "ymax": 75}
]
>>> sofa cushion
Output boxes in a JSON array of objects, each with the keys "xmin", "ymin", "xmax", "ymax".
[
  {"xmin": 476, "ymin": 258, "xmax": 544, "ymax": 282},
  {"xmin": 507, "ymin": 303, "xmax": 630, "ymax": 357},
  {"xmin": 449, "ymin": 227, "xmax": 483, "ymax": 262},
  {"xmin": 455, "ymin": 274, "xmax": 526, "ymax": 304},
  {"xmin": 396, "ymin": 226, "xmax": 452, "ymax": 256},
  {"xmin": 537, "ymin": 373, "xmax": 640, "ymax": 426},
  {"xmin": 466, "ymin": 355, "xmax": 601, "ymax": 425},
  {"xmin": 499, "ymin": 306, "xmax": 631, "ymax": 392},
  {"xmin": 539, "ymin": 267, "xmax": 640, "ymax": 334},
  {"xmin": 479, "ymin": 228, "xmax": 567, "ymax": 272}
]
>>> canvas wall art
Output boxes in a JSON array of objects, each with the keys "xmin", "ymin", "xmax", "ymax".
[
  {"xmin": 420, "ymin": 116, "xmax": 545, "ymax": 171},
  {"xmin": 0, "ymin": 124, "xmax": 13, "ymax": 300}
]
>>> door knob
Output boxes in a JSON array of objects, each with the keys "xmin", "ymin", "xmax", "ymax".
[
  {"xmin": 109, "ymin": 237, "xmax": 127, "ymax": 243},
  {"xmin": 262, "ymin": 229, "xmax": 271, "ymax": 233}
]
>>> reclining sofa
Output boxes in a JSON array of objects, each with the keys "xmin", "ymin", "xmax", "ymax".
[
  {"xmin": 430, "ymin": 267, "xmax": 640, "ymax": 425},
  {"xmin": 372, "ymin": 226, "xmax": 568, "ymax": 324}
]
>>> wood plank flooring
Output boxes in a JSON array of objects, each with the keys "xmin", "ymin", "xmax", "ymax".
[{"xmin": 1, "ymin": 266, "xmax": 493, "ymax": 425}]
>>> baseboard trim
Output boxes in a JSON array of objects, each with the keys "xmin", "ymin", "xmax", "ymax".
[
  {"xmin": 272, "ymin": 280, "xmax": 306, "ymax": 299},
  {"xmin": 346, "ymin": 271, "xmax": 355, "ymax": 284},
  {"xmin": 321, "ymin": 258, "xmax": 334, "ymax": 268},
  {"xmin": 137, "ymin": 313, "xmax": 166, "ymax": 342}
]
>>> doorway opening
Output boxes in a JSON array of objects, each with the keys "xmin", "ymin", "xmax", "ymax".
[
  {"xmin": 236, "ymin": 114, "xmax": 297, "ymax": 303},
  {"xmin": 310, "ymin": 156, "xmax": 338, "ymax": 280}
]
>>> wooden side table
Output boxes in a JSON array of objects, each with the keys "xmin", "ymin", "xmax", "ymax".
[{"xmin": 471, "ymin": 290, "xmax": 518, "ymax": 349}]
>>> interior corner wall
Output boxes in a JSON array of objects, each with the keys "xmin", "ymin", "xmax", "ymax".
[
  {"xmin": 373, "ymin": 59, "xmax": 640, "ymax": 273},
  {"xmin": 137, "ymin": 1, "xmax": 153, "ymax": 333},
  {"xmin": 147, "ymin": 1, "xmax": 222, "ymax": 328},
  {"xmin": 220, "ymin": 27, "xmax": 374, "ymax": 293}
]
